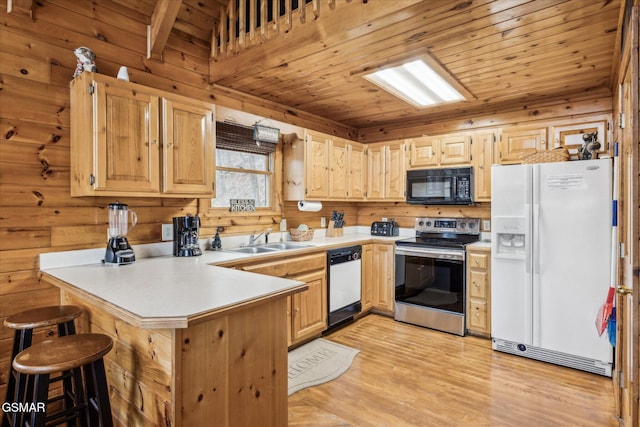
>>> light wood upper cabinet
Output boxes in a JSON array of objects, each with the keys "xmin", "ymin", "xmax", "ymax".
[
  {"xmin": 162, "ymin": 98, "xmax": 216, "ymax": 195},
  {"xmin": 386, "ymin": 142, "xmax": 406, "ymax": 200},
  {"xmin": 329, "ymin": 137, "xmax": 349, "ymax": 199},
  {"xmin": 70, "ymin": 72, "xmax": 215, "ymax": 198},
  {"xmin": 407, "ymin": 133, "xmax": 471, "ymax": 168},
  {"xmin": 284, "ymin": 130, "xmax": 366, "ymax": 201},
  {"xmin": 440, "ymin": 134, "xmax": 472, "ymax": 165},
  {"xmin": 348, "ymin": 142, "xmax": 367, "ymax": 200},
  {"xmin": 499, "ymin": 126, "xmax": 547, "ymax": 164},
  {"xmin": 366, "ymin": 144, "xmax": 385, "ymax": 200},
  {"xmin": 367, "ymin": 141, "xmax": 406, "ymax": 201},
  {"xmin": 408, "ymin": 136, "xmax": 439, "ymax": 168},
  {"xmin": 472, "ymin": 129, "xmax": 498, "ymax": 202},
  {"xmin": 304, "ymin": 130, "xmax": 330, "ymax": 199}
]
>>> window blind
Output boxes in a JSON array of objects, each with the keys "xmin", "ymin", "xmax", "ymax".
[{"xmin": 216, "ymin": 121, "xmax": 277, "ymax": 155}]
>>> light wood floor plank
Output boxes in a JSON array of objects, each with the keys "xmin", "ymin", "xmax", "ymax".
[{"xmin": 288, "ymin": 314, "xmax": 616, "ymax": 426}]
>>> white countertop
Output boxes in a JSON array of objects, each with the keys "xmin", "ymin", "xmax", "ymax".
[
  {"xmin": 40, "ymin": 229, "xmax": 406, "ymax": 329},
  {"xmin": 41, "ymin": 226, "xmax": 489, "ymax": 329}
]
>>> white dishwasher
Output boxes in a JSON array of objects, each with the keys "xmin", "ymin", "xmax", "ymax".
[{"xmin": 326, "ymin": 245, "xmax": 362, "ymax": 331}]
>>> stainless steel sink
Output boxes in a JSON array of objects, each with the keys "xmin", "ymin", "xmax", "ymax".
[
  {"xmin": 224, "ymin": 246, "xmax": 280, "ymax": 254},
  {"xmin": 224, "ymin": 242, "xmax": 313, "ymax": 254},
  {"xmin": 262, "ymin": 242, "xmax": 313, "ymax": 250}
]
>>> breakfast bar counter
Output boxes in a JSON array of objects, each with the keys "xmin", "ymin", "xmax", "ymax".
[{"xmin": 41, "ymin": 256, "xmax": 307, "ymax": 427}]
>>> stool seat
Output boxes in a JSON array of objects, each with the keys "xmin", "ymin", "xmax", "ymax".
[
  {"xmin": 13, "ymin": 334, "xmax": 113, "ymax": 375},
  {"xmin": 4, "ymin": 305, "xmax": 83, "ymax": 330}
]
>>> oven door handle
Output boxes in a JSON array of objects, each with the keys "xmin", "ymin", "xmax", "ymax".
[{"xmin": 395, "ymin": 246, "xmax": 464, "ymax": 261}]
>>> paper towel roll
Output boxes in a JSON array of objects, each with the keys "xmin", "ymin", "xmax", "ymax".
[{"xmin": 297, "ymin": 200, "xmax": 322, "ymax": 212}]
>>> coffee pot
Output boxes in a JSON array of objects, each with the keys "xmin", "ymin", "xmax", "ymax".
[
  {"xmin": 104, "ymin": 202, "xmax": 137, "ymax": 265},
  {"xmin": 173, "ymin": 215, "xmax": 202, "ymax": 256}
]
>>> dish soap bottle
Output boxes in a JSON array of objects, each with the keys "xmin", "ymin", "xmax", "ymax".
[{"xmin": 211, "ymin": 229, "xmax": 222, "ymax": 250}]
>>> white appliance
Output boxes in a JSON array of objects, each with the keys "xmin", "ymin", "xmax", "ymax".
[
  {"xmin": 491, "ymin": 158, "xmax": 613, "ymax": 376},
  {"xmin": 327, "ymin": 246, "xmax": 362, "ymax": 330}
]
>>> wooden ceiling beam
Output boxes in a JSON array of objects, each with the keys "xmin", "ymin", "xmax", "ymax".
[
  {"xmin": 147, "ymin": 0, "xmax": 183, "ymax": 60},
  {"xmin": 7, "ymin": 0, "xmax": 34, "ymax": 19}
]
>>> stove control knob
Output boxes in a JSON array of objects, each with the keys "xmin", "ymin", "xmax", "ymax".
[
  {"xmin": 425, "ymin": 221, "xmax": 432, "ymax": 227},
  {"xmin": 469, "ymin": 222, "xmax": 476, "ymax": 228},
  {"xmin": 460, "ymin": 223, "xmax": 466, "ymax": 229},
  {"xmin": 418, "ymin": 220, "xmax": 424, "ymax": 227}
]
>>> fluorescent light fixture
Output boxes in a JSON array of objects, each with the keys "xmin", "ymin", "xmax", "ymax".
[{"xmin": 363, "ymin": 59, "xmax": 465, "ymax": 108}]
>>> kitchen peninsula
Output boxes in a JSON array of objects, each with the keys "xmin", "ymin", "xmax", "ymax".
[{"xmin": 40, "ymin": 254, "xmax": 307, "ymax": 427}]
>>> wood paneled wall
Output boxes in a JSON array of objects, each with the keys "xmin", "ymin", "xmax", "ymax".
[{"xmin": 0, "ymin": 0, "xmax": 340, "ymax": 403}]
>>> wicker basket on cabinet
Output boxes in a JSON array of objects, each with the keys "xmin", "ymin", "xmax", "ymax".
[
  {"xmin": 289, "ymin": 228, "xmax": 314, "ymax": 241},
  {"xmin": 521, "ymin": 147, "xmax": 570, "ymax": 164}
]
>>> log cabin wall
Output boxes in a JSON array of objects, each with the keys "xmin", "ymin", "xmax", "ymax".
[
  {"xmin": 0, "ymin": 0, "xmax": 618, "ymax": 411},
  {"xmin": 0, "ymin": 0, "xmax": 351, "ymax": 403}
]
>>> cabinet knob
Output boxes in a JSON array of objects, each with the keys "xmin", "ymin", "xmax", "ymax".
[
  {"xmin": 475, "ymin": 259, "xmax": 480, "ymax": 265},
  {"xmin": 151, "ymin": 140, "xmax": 158, "ymax": 145},
  {"xmin": 474, "ymin": 282, "xmax": 479, "ymax": 287}
]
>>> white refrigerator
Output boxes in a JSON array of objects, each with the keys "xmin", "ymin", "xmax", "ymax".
[{"xmin": 491, "ymin": 158, "xmax": 613, "ymax": 376}]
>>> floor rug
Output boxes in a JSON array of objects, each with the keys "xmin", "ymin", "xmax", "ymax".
[{"xmin": 288, "ymin": 338, "xmax": 359, "ymax": 395}]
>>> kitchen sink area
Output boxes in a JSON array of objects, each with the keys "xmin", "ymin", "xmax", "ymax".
[{"xmin": 224, "ymin": 242, "xmax": 313, "ymax": 254}]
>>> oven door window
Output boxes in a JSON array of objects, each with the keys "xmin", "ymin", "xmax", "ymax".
[{"xmin": 395, "ymin": 254, "xmax": 464, "ymax": 314}]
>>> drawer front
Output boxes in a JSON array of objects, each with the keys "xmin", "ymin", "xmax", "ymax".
[
  {"xmin": 469, "ymin": 270, "xmax": 489, "ymax": 299},
  {"xmin": 468, "ymin": 251, "xmax": 489, "ymax": 270},
  {"xmin": 241, "ymin": 252, "xmax": 326, "ymax": 278},
  {"xmin": 468, "ymin": 301, "xmax": 488, "ymax": 330}
]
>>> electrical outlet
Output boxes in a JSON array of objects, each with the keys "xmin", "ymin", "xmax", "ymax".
[
  {"xmin": 161, "ymin": 224, "xmax": 173, "ymax": 241},
  {"xmin": 483, "ymin": 220, "xmax": 491, "ymax": 231},
  {"xmin": 382, "ymin": 217, "xmax": 388, "ymax": 222}
]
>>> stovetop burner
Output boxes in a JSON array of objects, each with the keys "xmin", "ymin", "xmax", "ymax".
[{"xmin": 395, "ymin": 217, "xmax": 480, "ymax": 249}]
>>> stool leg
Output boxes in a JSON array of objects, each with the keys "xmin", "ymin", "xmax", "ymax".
[
  {"xmin": 57, "ymin": 320, "xmax": 77, "ymax": 427},
  {"xmin": 85, "ymin": 359, "xmax": 113, "ymax": 427},
  {"xmin": 3, "ymin": 329, "xmax": 33, "ymax": 427},
  {"xmin": 30, "ymin": 373, "xmax": 50, "ymax": 427}
]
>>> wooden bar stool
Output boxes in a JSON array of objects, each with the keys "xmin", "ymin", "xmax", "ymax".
[
  {"xmin": 11, "ymin": 333, "xmax": 114, "ymax": 427},
  {"xmin": 2, "ymin": 306, "xmax": 83, "ymax": 427}
]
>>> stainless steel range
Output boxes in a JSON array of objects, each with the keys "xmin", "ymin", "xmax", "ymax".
[{"xmin": 394, "ymin": 217, "xmax": 480, "ymax": 336}]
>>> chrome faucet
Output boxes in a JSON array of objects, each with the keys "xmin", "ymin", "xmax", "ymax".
[{"xmin": 249, "ymin": 227, "xmax": 272, "ymax": 246}]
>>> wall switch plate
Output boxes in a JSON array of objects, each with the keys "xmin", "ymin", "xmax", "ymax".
[
  {"xmin": 161, "ymin": 224, "xmax": 173, "ymax": 241},
  {"xmin": 483, "ymin": 220, "xmax": 491, "ymax": 231}
]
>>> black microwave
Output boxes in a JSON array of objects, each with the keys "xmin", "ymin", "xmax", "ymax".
[{"xmin": 406, "ymin": 167, "xmax": 473, "ymax": 205}]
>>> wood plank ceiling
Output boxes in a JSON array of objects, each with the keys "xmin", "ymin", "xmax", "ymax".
[{"xmin": 121, "ymin": 0, "xmax": 623, "ymax": 138}]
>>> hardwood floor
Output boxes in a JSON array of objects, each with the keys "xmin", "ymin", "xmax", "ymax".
[{"xmin": 288, "ymin": 314, "xmax": 617, "ymax": 426}]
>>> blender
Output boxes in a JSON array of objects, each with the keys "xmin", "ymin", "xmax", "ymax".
[{"xmin": 105, "ymin": 202, "xmax": 137, "ymax": 265}]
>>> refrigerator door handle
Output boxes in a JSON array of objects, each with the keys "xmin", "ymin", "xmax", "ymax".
[{"xmin": 524, "ymin": 166, "xmax": 532, "ymax": 274}]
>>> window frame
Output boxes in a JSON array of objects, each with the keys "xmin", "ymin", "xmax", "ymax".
[{"xmin": 198, "ymin": 144, "xmax": 283, "ymax": 217}]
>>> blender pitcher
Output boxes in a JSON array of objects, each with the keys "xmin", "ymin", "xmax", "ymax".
[
  {"xmin": 108, "ymin": 202, "xmax": 137, "ymax": 238},
  {"xmin": 105, "ymin": 202, "xmax": 137, "ymax": 265}
]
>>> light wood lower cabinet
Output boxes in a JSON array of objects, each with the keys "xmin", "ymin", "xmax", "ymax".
[
  {"xmin": 466, "ymin": 246, "xmax": 491, "ymax": 337},
  {"xmin": 362, "ymin": 243, "xmax": 395, "ymax": 314},
  {"xmin": 233, "ymin": 252, "xmax": 327, "ymax": 347}
]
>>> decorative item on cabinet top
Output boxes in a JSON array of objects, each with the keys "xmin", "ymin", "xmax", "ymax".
[{"xmin": 73, "ymin": 46, "xmax": 97, "ymax": 78}]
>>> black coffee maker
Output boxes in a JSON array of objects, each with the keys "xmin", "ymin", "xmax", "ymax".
[{"xmin": 173, "ymin": 215, "xmax": 202, "ymax": 257}]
